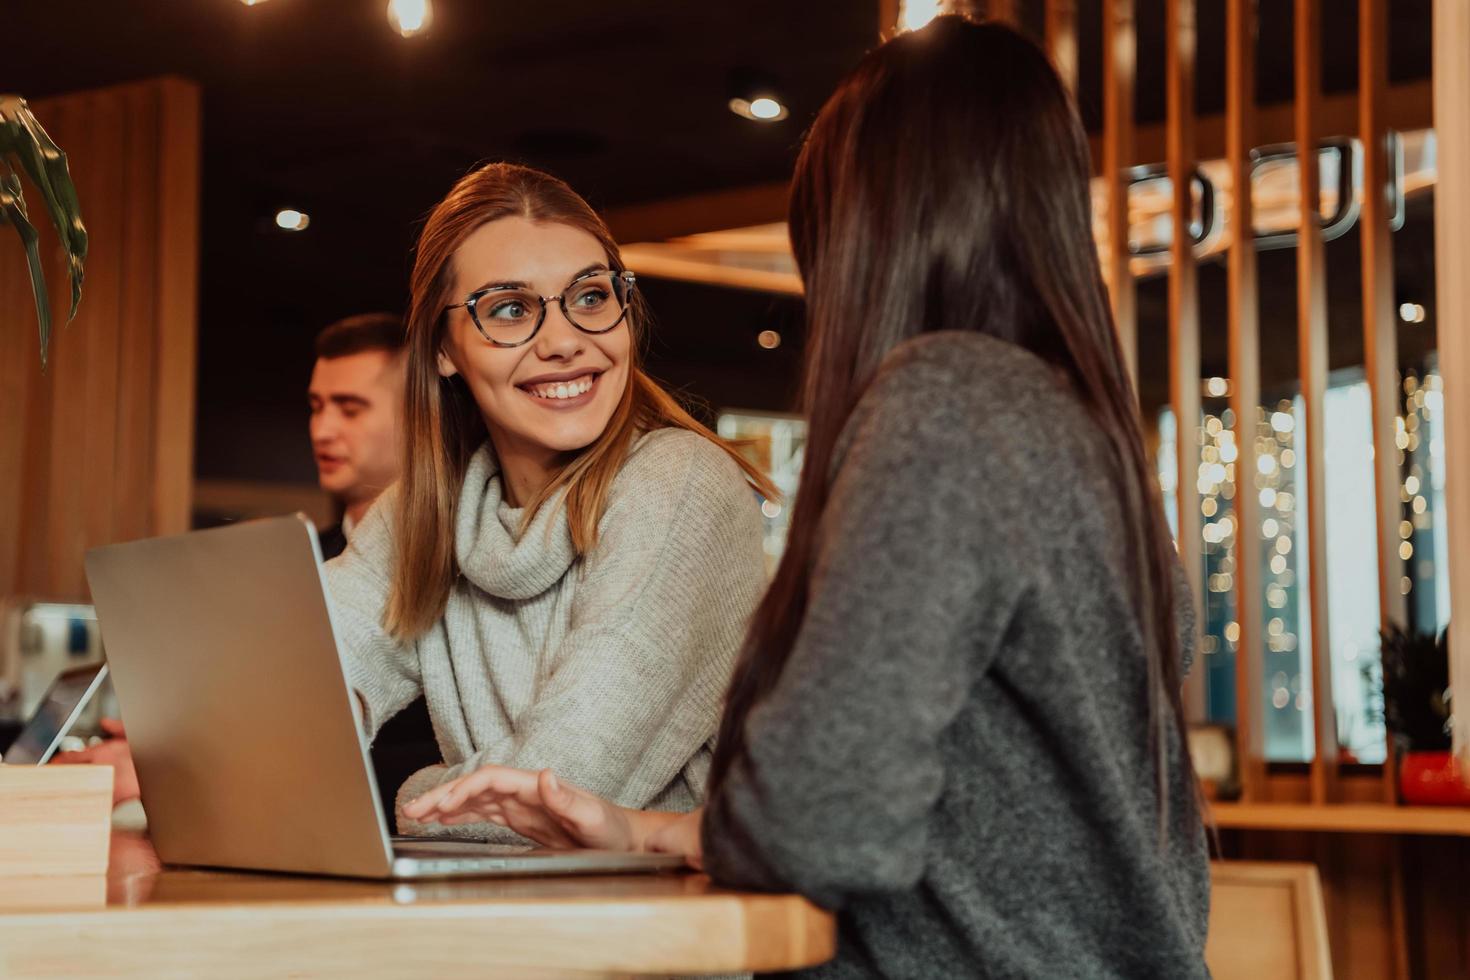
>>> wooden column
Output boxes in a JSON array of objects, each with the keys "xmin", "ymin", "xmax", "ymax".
[
  {"xmin": 1103, "ymin": 0, "xmax": 1138, "ymax": 382},
  {"xmin": 1227, "ymin": 0, "xmax": 1266, "ymax": 801},
  {"xmin": 1295, "ymin": 0, "xmax": 1338, "ymax": 801},
  {"xmin": 1168, "ymin": 0, "xmax": 1205, "ymax": 719},
  {"xmin": 1434, "ymin": 0, "xmax": 1470, "ymax": 765},
  {"xmin": 0, "ymin": 78, "xmax": 200, "ymax": 601},
  {"xmin": 1046, "ymin": 0, "xmax": 1078, "ymax": 93}
]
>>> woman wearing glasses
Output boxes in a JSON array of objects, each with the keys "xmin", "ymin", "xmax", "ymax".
[
  {"xmin": 326, "ymin": 162, "xmax": 774, "ymax": 838},
  {"xmin": 406, "ymin": 18, "xmax": 1210, "ymax": 976}
]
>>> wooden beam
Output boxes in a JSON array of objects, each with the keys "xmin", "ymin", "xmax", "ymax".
[
  {"xmin": 1103, "ymin": 0, "xmax": 1138, "ymax": 382},
  {"xmin": 1084, "ymin": 80, "xmax": 1434, "ymax": 178},
  {"xmin": 1296, "ymin": 0, "xmax": 1338, "ymax": 802},
  {"xmin": 603, "ymin": 181, "xmax": 789, "ymax": 245},
  {"xmin": 1046, "ymin": 0, "xmax": 1078, "ymax": 93},
  {"xmin": 1434, "ymin": 0, "xmax": 1470, "ymax": 765},
  {"xmin": 1227, "ymin": 0, "xmax": 1266, "ymax": 801},
  {"xmin": 1168, "ymin": 0, "xmax": 1204, "ymax": 721}
]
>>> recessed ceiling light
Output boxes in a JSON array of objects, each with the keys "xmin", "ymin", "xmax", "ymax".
[
  {"xmin": 1399, "ymin": 302, "xmax": 1426, "ymax": 324},
  {"xmin": 275, "ymin": 208, "xmax": 310, "ymax": 232},
  {"xmin": 387, "ymin": 0, "xmax": 433, "ymax": 38},
  {"xmin": 729, "ymin": 96, "xmax": 789, "ymax": 123},
  {"xmin": 757, "ymin": 330, "xmax": 781, "ymax": 349}
]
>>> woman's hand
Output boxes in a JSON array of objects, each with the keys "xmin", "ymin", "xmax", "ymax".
[
  {"xmin": 403, "ymin": 765, "xmax": 676, "ymax": 851},
  {"xmin": 51, "ymin": 718, "xmax": 140, "ymax": 806}
]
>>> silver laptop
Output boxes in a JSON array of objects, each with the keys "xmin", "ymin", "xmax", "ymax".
[{"xmin": 84, "ymin": 515, "xmax": 685, "ymax": 880}]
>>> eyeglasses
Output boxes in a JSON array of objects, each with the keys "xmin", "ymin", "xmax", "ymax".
[{"xmin": 444, "ymin": 269, "xmax": 637, "ymax": 349}]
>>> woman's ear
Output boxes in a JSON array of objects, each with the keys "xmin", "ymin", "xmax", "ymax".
[{"xmin": 437, "ymin": 346, "xmax": 459, "ymax": 379}]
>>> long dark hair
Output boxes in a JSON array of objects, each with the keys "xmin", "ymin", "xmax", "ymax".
[{"xmin": 709, "ymin": 18, "xmax": 1194, "ymax": 824}]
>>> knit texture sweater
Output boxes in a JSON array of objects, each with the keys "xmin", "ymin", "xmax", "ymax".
[
  {"xmin": 701, "ymin": 332, "xmax": 1211, "ymax": 978},
  {"xmin": 325, "ymin": 427, "xmax": 767, "ymax": 841}
]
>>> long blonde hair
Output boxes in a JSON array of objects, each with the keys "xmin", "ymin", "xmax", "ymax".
[{"xmin": 386, "ymin": 163, "xmax": 775, "ymax": 640}]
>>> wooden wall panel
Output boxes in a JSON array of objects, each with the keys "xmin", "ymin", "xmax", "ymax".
[{"xmin": 0, "ymin": 78, "xmax": 200, "ymax": 601}]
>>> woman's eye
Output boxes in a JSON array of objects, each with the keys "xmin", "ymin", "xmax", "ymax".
[
  {"xmin": 572, "ymin": 288, "xmax": 609, "ymax": 308},
  {"xmin": 488, "ymin": 299, "xmax": 530, "ymax": 320}
]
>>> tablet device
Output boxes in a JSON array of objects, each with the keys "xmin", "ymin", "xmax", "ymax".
[{"xmin": 2, "ymin": 662, "xmax": 109, "ymax": 765}]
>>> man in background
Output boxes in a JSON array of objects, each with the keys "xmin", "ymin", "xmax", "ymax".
[
  {"xmin": 309, "ymin": 313, "xmax": 407, "ymax": 559},
  {"xmin": 59, "ymin": 313, "xmax": 440, "ymax": 818}
]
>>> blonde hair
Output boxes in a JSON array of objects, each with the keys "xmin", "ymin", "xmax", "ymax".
[{"xmin": 386, "ymin": 163, "xmax": 776, "ymax": 640}]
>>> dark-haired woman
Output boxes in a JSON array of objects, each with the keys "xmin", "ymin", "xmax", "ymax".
[{"xmin": 405, "ymin": 18, "xmax": 1210, "ymax": 977}]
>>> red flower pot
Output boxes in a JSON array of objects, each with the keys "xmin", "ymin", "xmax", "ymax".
[{"xmin": 1399, "ymin": 751, "xmax": 1470, "ymax": 806}]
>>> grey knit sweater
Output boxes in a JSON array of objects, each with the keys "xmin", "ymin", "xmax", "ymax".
[
  {"xmin": 325, "ymin": 428, "xmax": 766, "ymax": 840},
  {"xmin": 701, "ymin": 332, "xmax": 1211, "ymax": 978}
]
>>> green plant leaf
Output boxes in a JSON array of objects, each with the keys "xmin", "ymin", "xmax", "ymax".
[
  {"xmin": 0, "ymin": 96, "xmax": 88, "ymax": 320},
  {"xmin": 0, "ymin": 162, "xmax": 53, "ymax": 369}
]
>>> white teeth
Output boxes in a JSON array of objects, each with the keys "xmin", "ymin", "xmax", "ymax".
[{"xmin": 527, "ymin": 375, "xmax": 595, "ymax": 399}]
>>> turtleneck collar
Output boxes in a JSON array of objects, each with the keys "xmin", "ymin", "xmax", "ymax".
[{"xmin": 453, "ymin": 443, "xmax": 578, "ymax": 600}]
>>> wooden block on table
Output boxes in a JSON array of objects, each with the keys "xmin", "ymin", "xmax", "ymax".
[{"xmin": 0, "ymin": 765, "xmax": 113, "ymax": 875}]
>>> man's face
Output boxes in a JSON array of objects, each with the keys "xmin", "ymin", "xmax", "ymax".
[{"xmin": 308, "ymin": 350, "xmax": 404, "ymax": 507}]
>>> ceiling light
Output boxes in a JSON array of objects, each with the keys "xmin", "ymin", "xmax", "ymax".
[
  {"xmin": 729, "ymin": 96, "xmax": 788, "ymax": 123},
  {"xmin": 757, "ymin": 330, "xmax": 781, "ymax": 349},
  {"xmin": 275, "ymin": 208, "xmax": 310, "ymax": 232},
  {"xmin": 898, "ymin": 0, "xmax": 944, "ymax": 31},
  {"xmin": 1399, "ymin": 302, "xmax": 1426, "ymax": 324},
  {"xmin": 387, "ymin": 0, "xmax": 433, "ymax": 38},
  {"xmin": 237, "ymin": 0, "xmax": 271, "ymax": 5}
]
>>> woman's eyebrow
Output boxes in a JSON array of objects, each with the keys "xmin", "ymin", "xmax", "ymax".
[{"xmin": 468, "ymin": 264, "xmax": 609, "ymax": 296}]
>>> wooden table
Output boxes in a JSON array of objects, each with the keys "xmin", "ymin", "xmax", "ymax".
[{"xmin": 0, "ymin": 832, "xmax": 836, "ymax": 978}]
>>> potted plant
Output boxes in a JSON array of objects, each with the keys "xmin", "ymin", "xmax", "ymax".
[
  {"xmin": 1369, "ymin": 624, "xmax": 1469, "ymax": 806},
  {"xmin": 0, "ymin": 95, "xmax": 87, "ymax": 368}
]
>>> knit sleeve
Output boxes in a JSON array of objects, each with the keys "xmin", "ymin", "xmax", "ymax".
[
  {"xmin": 322, "ymin": 492, "xmax": 423, "ymax": 738},
  {"xmin": 394, "ymin": 429, "xmax": 766, "ymax": 830}
]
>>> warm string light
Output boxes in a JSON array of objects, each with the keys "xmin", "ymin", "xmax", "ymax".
[{"xmin": 1178, "ymin": 396, "xmax": 1305, "ymax": 716}]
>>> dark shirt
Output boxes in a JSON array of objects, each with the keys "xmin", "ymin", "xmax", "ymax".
[
  {"xmin": 319, "ymin": 523, "xmax": 440, "ymax": 819},
  {"xmin": 701, "ymin": 333, "xmax": 1210, "ymax": 978}
]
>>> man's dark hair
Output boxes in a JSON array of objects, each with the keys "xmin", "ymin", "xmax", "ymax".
[{"xmin": 314, "ymin": 313, "xmax": 405, "ymax": 360}]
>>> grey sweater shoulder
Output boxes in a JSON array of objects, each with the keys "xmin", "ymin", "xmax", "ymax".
[{"xmin": 701, "ymin": 332, "xmax": 1210, "ymax": 978}]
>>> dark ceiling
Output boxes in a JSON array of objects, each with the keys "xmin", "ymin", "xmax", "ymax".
[{"xmin": 3, "ymin": 0, "xmax": 1439, "ymax": 486}]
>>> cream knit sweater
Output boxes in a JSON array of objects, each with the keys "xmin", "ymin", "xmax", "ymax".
[{"xmin": 324, "ymin": 428, "xmax": 766, "ymax": 840}]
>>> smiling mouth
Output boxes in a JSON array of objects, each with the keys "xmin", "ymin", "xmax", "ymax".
[{"xmin": 519, "ymin": 372, "xmax": 601, "ymax": 402}]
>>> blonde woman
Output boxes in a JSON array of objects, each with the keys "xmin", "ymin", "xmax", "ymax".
[{"xmin": 326, "ymin": 163, "xmax": 773, "ymax": 838}]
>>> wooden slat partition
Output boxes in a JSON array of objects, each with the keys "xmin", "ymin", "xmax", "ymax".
[
  {"xmin": 1046, "ymin": 0, "xmax": 1078, "ymax": 93},
  {"xmin": 1359, "ymin": 0, "xmax": 1405, "ymax": 805},
  {"xmin": 1226, "ymin": 0, "xmax": 1266, "ymax": 801},
  {"xmin": 1167, "ymin": 0, "xmax": 1205, "ymax": 719},
  {"xmin": 1435, "ymin": 0, "xmax": 1470, "ymax": 764},
  {"xmin": 0, "ymin": 78, "xmax": 200, "ymax": 601},
  {"xmin": 1294, "ymin": 0, "xmax": 1338, "ymax": 802},
  {"xmin": 1103, "ymin": 0, "xmax": 1137, "ymax": 381}
]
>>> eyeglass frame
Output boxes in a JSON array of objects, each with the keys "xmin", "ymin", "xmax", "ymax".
[{"xmin": 443, "ymin": 269, "xmax": 638, "ymax": 349}]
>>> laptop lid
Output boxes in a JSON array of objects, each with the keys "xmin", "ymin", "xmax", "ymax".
[{"xmin": 84, "ymin": 515, "xmax": 396, "ymax": 877}]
